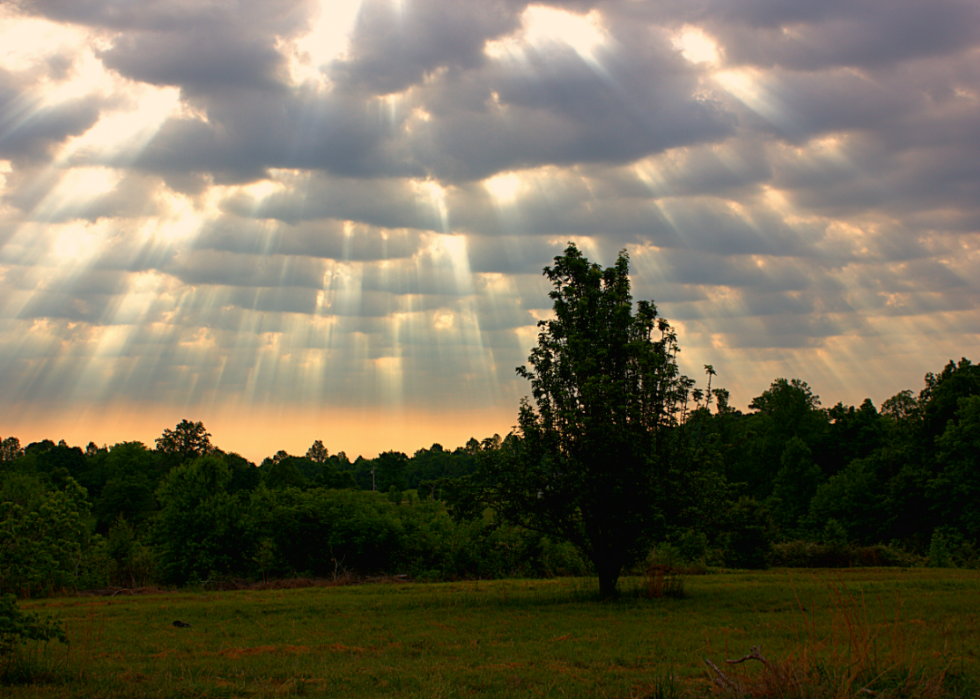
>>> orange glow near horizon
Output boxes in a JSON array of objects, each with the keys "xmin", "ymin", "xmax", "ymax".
[
  {"xmin": 5, "ymin": 320, "xmax": 979, "ymax": 465},
  {"xmin": 0, "ymin": 402, "xmax": 519, "ymax": 464}
]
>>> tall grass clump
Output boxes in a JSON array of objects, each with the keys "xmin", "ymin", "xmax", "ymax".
[{"xmin": 704, "ymin": 579, "xmax": 973, "ymax": 698}]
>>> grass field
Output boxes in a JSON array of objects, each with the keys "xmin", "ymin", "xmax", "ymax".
[{"xmin": 8, "ymin": 568, "xmax": 980, "ymax": 698}]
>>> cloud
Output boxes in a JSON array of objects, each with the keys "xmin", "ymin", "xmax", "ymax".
[
  {"xmin": 99, "ymin": 31, "xmax": 289, "ymax": 93},
  {"xmin": 0, "ymin": 70, "xmax": 103, "ymax": 162},
  {"xmin": 196, "ymin": 215, "xmax": 426, "ymax": 262},
  {"xmin": 2, "ymin": 0, "xmax": 980, "ymax": 446},
  {"xmin": 166, "ymin": 249, "xmax": 327, "ymax": 289},
  {"xmin": 330, "ymin": 0, "xmax": 525, "ymax": 95},
  {"xmin": 410, "ymin": 36, "xmax": 735, "ymax": 180},
  {"xmin": 701, "ymin": 0, "xmax": 980, "ymax": 71},
  {"xmin": 220, "ymin": 173, "xmax": 446, "ymax": 231},
  {"xmin": 13, "ymin": 0, "xmax": 315, "ymax": 36},
  {"xmin": 129, "ymin": 89, "xmax": 420, "ymax": 183}
]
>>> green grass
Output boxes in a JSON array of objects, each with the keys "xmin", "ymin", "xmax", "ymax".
[{"xmin": 7, "ymin": 569, "xmax": 980, "ymax": 698}]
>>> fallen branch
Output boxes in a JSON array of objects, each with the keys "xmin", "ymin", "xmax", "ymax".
[
  {"xmin": 726, "ymin": 645, "xmax": 774, "ymax": 673},
  {"xmin": 704, "ymin": 657, "xmax": 740, "ymax": 693},
  {"xmin": 704, "ymin": 646, "xmax": 779, "ymax": 696}
]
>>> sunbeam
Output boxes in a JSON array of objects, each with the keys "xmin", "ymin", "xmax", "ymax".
[
  {"xmin": 672, "ymin": 26, "xmax": 721, "ymax": 66},
  {"xmin": 714, "ymin": 68, "xmax": 803, "ymax": 138},
  {"xmin": 30, "ymin": 167, "xmax": 121, "ymax": 222},
  {"xmin": 486, "ymin": 5, "xmax": 612, "ymax": 72},
  {"xmin": 2, "ymin": 0, "xmax": 979, "ymax": 461},
  {"xmin": 290, "ymin": 0, "xmax": 364, "ymax": 88}
]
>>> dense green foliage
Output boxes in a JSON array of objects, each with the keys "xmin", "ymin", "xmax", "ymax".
[
  {"xmin": 471, "ymin": 245, "xmax": 706, "ymax": 596},
  {"xmin": 0, "ymin": 594, "xmax": 66, "ymax": 656}
]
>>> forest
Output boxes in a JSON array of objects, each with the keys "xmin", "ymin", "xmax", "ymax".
[{"xmin": 2, "ymin": 353, "xmax": 978, "ymax": 599}]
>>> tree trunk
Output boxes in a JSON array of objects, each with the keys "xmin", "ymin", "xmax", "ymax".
[{"xmin": 596, "ymin": 558, "xmax": 622, "ymax": 598}]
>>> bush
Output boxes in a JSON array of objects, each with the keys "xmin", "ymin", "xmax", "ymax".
[
  {"xmin": 772, "ymin": 540, "xmax": 923, "ymax": 568},
  {"xmin": 721, "ymin": 497, "xmax": 773, "ymax": 569},
  {"xmin": 928, "ymin": 527, "xmax": 979, "ymax": 568},
  {"xmin": 239, "ymin": 488, "xmax": 590, "ymax": 583},
  {"xmin": 0, "ymin": 594, "xmax": 68, "ymax": 684}
]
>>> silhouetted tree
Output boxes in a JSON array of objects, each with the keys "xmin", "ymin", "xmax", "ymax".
[
  {"xmin": 306, "ymin": 440, "xmax": 329, "ymax": 463},
  {"xmin": 1, "ymin": 436, "xmax": 23, "ymax": 463},
  {"xmin": 476, "ymin": 244, "xmax": 700, "ymax": 597},
  {"xmin": 155, "ymin": 420, "xmax": 214, "ymax": 465}
]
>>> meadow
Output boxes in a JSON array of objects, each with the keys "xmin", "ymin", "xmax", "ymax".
[{"xmin": 8, "ymin": 568, "xmax": 980, "ymax": 699}]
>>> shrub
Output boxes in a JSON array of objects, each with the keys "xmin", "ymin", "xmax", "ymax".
[
  {"xmin": 721, "ymin": 497, "xmax": 773, "ymax": 569},
  {"xmin": 928, "ymin": 526, "xmax": 979, "ymax": 568},
  {"xmin": 0, "ymin": 594, "xmax": 68, "ymax": 684},
  {"xmin": 771, "ymin": 540, "xmax": 923, "ymax": 568}
]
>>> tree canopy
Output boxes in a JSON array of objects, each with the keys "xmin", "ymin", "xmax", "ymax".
[
  {"xmin": 155, "ymin": 420, "xmax": 214, "ymax": 465},
  {"xmin": 477, "ymin": 244, "xmax": 700, "ymax": 596}
]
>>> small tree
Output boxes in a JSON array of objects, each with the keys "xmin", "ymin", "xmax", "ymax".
[
  {"xmin": 478, "ymin": 244, "xmax": 700, "ymax": 597},
  {"xmin": 0, "ymin": 437, "xmax": 23, "ymax": 464},
  {"xmin": 153, "ymin": 455, "xmax": 242, "ymax": 584},
  {"xmin": 155, "ymin": 420, "xmax": 214, "ymax": 464},
  {"xmin": 306, "ymin": 440, "xmax": 329, "ymax": 463},
  {"xmin": 0, "ymin": 476, "xmax": 92, "ymax": 597}
]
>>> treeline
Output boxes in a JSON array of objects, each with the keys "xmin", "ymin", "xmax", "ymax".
[
  {"xmin": 0, "ymin": 425, "xmax": 588, "ymax": 595},
  {"xmin": 2, "ymin": 357, "xmax": 978, "ymax": 597}
]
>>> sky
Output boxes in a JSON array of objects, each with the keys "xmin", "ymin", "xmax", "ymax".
[{"xmin": 1, "ymin": 0, "xmax": 979, "ymax": 462}]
